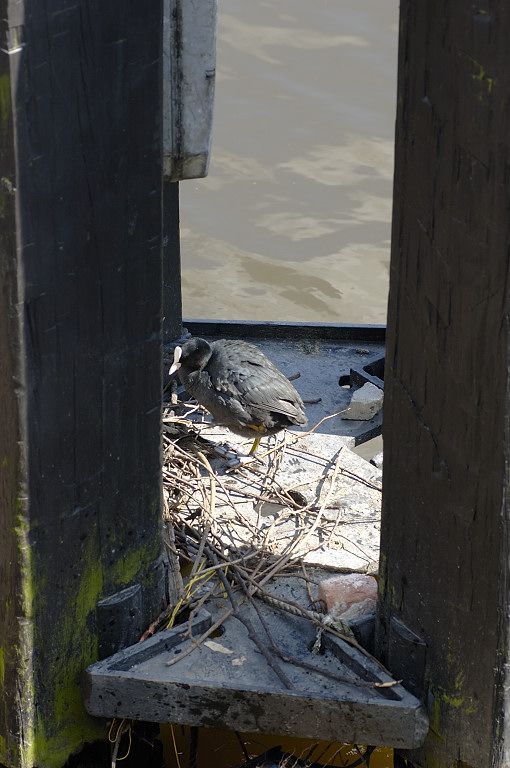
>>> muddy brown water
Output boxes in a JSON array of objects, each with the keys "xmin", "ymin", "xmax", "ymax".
[{"xmin": 180, "ymin": 0, "xmax": 398, "ymax": 324}]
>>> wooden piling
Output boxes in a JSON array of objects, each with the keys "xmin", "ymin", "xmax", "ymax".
[
  {"xmin": 378, "ymin": 2, "xmax": 510, "ymax": 766},
  {"xmin": 0, "ymin": 2, "xmax": 169, "ymax": 766}
]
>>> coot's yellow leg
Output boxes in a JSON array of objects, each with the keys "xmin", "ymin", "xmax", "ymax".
[{"xmin": 246, "ymin": 423, "xmax": 266, "ymax": 455}]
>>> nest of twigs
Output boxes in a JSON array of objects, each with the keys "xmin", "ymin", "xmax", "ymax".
[{"xmin": 140, "ymin": 400, "xmax": 387, "ymax": 690}]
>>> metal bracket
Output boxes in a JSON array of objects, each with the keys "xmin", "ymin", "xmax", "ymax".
[
  {"xmin": 97, "ymin": 584, "xmax": 143, "ymax": 660},
  {"xmin": 340, "ymin": 354, "xmax": 385, "ymax": 391},
  {"xmin": 387, "ymin": 616, "xmax": 427, "ymax": 699},
  {"xmin": 350, "ymin": 612, "xmax": 376, "ymax": 654},
  {"xmin": 96, "ymin": 556, "xmax": 169, "ymax": 660}
]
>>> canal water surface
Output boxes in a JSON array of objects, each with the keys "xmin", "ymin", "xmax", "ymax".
[{"xmin": 180, "ymin": 0, "xmax": 398, "ymax": 325}]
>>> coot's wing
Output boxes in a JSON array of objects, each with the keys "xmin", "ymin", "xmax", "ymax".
[{"xmin": 208, "ymin": 341, "xmax": 306, "ymax": 424}]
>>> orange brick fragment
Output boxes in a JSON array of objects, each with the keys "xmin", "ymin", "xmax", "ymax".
[{"xmin": 318, "ymin": 573, "xmax": 378, "ymax": 620}]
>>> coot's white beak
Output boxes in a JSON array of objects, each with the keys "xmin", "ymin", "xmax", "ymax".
[{"xmin": 169, "ymin": 345, "xmax": 182, "ymax": 375}]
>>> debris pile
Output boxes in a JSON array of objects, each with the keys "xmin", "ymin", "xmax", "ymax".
[{"xmin": 159, "ymin": 402, "xmax": 382, "ymax": 649}]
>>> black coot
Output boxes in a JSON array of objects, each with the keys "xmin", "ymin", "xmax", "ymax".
[{"xmin": 170, "ymin": 337, "xmax": 307, "ymax": 454}]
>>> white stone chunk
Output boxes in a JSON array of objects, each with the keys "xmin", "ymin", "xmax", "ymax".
[
  {"xmin": 341, "ymin": 382, "xmax": 383, "ymax": 421},
  {"xmin": 370, "ymin": 451, "xmax": 384, "ymax": 469}
]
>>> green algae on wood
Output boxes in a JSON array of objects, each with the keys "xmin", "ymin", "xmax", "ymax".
[
  {"xmin": 0, "ymin": 3, "xmax": 167, "ymax": 766},
  {"xmin": 31, "ymin": 540, "xmax": 105, "ymax": 768},
  {"xmin": 4, "ymin": 527, "xmax": 165, "ymax": 768},
  {"xmin": 460, "ymin": 51, "xmax": 496, "ymax": 97},
  {"xmin": 29, "ymin": 536, "xmax": 165, "ymax": 767},
  {"xmin": 0, "ymin": 735, "xmax": 7, "ymax": 766},
  {"xmin": 14, "ymin": 499, "xmax": 34, "ymax": 621},
  {"xmin": 0, "ymin": 649, "xmax": 6, "ymax": 765},
  {"xmin": 110, "ymin": 540, "xmax": 161, "ymax": 588},
  {"xmin": 472, "ymin": 62, "xmax": 495, "ymax": 95},
  {"xmin": 0, "ymin": 74, "xmax": 11, "ymax": 128}
]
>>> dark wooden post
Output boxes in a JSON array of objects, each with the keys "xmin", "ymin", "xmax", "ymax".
[
  {"xmin": 0, "ymin": 2, "xmax": 169, "ymax": 766},
  {"xmin": 163, "ymin": 180, "xmax": 183, "ymax": 343},
  {"xmin": 378, "ymin": 2, "xmax": 510, "ymax": 766}
]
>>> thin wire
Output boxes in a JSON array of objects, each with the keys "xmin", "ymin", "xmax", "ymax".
[
  {"xmin": 115, "ymin": 724, "xmax": 132, "ymax": 761},
  {"xmin": 170, "ymin": 724, "xmax": 182, "ymax": 768}
]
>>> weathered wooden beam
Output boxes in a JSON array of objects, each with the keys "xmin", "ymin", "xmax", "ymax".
[
  {"xmin": 0, "ymin": 2, "xmax": 169, "ymax": 766},
  {"xmin": 162, "ymin": 180, "xmax": 183, "ymax": 343},
  {"xmin": 378, "ymin": 2, "xmax": 510, "ymax": 766}
]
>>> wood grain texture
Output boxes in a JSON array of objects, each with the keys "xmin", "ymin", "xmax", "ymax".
[
  {"xmin": 163, "ymin": 179, "xmax": 183, "ymax": 342},
  {"xmin": 377, "ymin": 2, "xmax": 510, "ymax": 766},
  {"xmin": 0, "ymin": 1, "xmax": 170, "ymax": 766},
  {"xmin": 0, "ymin": 1, "xmax": 29, "ymax": 764}
]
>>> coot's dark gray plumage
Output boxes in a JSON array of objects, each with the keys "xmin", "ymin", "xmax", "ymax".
[{"xmin": 170, "ymin": 337, "xmax": 307, "ymax": 453}]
